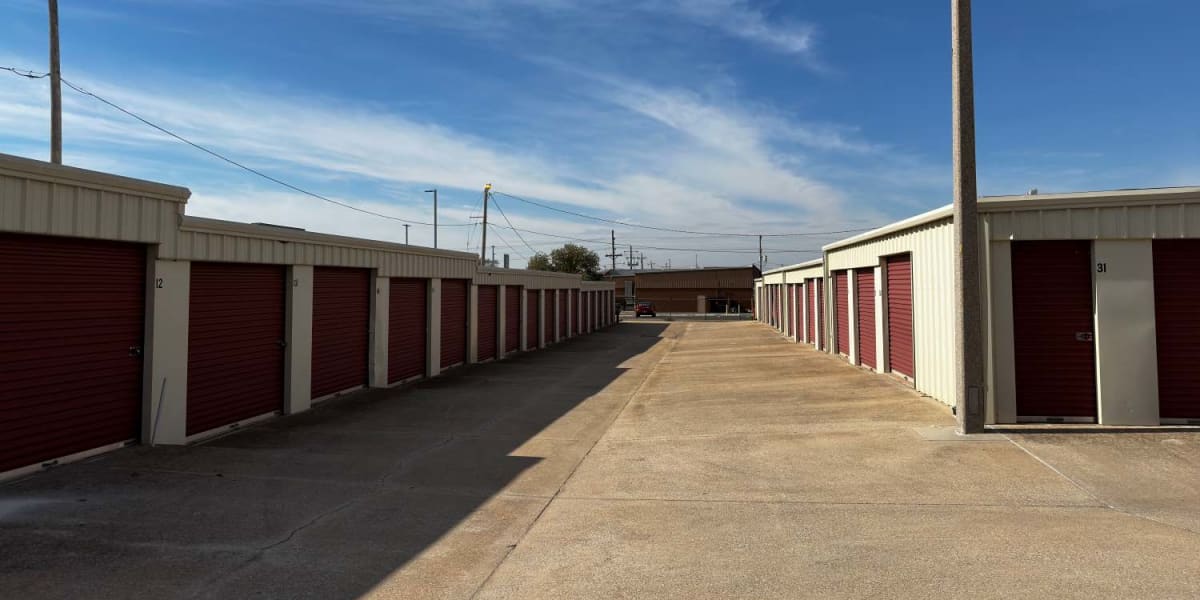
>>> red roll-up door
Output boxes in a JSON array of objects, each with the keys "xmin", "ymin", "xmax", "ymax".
[
  {"xmin": 187, "ymin": 263, "xmax": 285, "ymax": 436},
  {"xmin": 1012, "ymin": 241, "xmax": 1097, "ymax": 421},
  {"xmin": 558, "ymin": 290, "xmax": 568, "ymax": 340},
  {"xmin": 786, "ymin": 285, "xmax": 794, "ymax": 337},
  {"xmin": 571, "ymin": 289, "xmax": 580, "ymax": 336},
  {"xmin": 834, "ymin": 272, "xmax": 850, "ymax": 355},
  {"xmin": 526, "ymin": 290, "xmax": 538, "ymax": 348},
  {"xmin": 389, "ymin": 278, "xmax": 427, "ymax": 383},
  {"xmin": 312, "ymin": 267, "xmax": 370, "ymax": 399},
  {"xmin": 477, "ymin": 285, "xmax": 498, "ymax": 361},
  {"xmin": 441, "ymin": 279, "xmax": 468, "ymax": 368},
  {"xmin": 1153, "ymin": 240, "xmax": 1200, "ymax": 421},
  {"xmin": 816, "ymin": 279, "xmax": 825, "ymax": 351},
  {"xmin": 806, "ymin": 280, "xmax": 817, "ymax": 345},
  {"xmin": 886, "ymin": 254, "xmax": 915, "ymax": 378},
  {"xmin": 506, "ymin": 286, "xmax": 521, "ymax": 353},
  {"xmin": 0, "ymin": 233, "xmax": 145, "ymax": 474},
  {"xmin": 544, "ymin": 291, "xmax": 555, "ymax": 342},
  {"xmin": 856, "ymin": 268, "xmax": 876, "ymax": 369}
]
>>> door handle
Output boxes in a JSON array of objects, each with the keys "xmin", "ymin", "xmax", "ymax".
[
  {"xmin": 1075, "ymin": 332, "xmax": 1094, "ymax": 342},
  {"xmin": 129, "ymin": 346, "xmax": 143, "ymax": 357}
]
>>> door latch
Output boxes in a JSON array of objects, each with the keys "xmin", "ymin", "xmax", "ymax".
[
  {"xmin": 1075, "ymin": 332, "xmax": 1094, "ymax": 342},
  {"xmin": 129, "ymin": 345, "xmax": 143, "ymax": 357}
]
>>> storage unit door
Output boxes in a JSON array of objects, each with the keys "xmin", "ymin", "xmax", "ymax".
[
  {"xmin": 187, "ymin": 263, "xmax": 285, "ymax": 436},
  {"xmin": 807, "ymin": 281, "xmax": 817, "ymax": 345},
  {"xmin": 816, "ymin": 280, "xmax": 824, "ymax": 351},
  {"xmin": 1012, "ymin": 241, "xmax": 1097, "ymax": 421},
  {"xmin": 312, "ymin": 267, "xmax": 370, "ymax": 399},
  {"xmin": 558, "ymin": 291, "xmax": 568, "ymax": 339},
  {"xmin": 856, "ymin": 268, "xmax": 876, "ymax": 369},
  {"xmin": 571, "ymin": 290, "xmax": 580, "ymax": 336},
  {"xmin": 441, "ymin": 279, "xmax": 468, "ymax": 368},
  {"xmin": 544, "ymin": 291, "xmax": 555, "ymax": 342},
  {"xmin": 1153, "ymin": 240, "xmax": 1200, "ymax": 421},
  {"xmin": 526, "ymin": 290, "xmax": 539, "ymax": 348},
  {"xmin": 477, "ymin": 285, "xmax": 499, "ymax": 361},
  {"xmin": 786, "ymin": 285, "xmax": 795, "ymax": 337},
  {"xmin": 505, "ymin": 286, "xmax": 521, "ymax": 353},
  {"xmin": 0, "ymin": 233, "xmax": 145, "ymax": 474},
  {"xmin": 834, "ymin": 272, "xmax": 850, "ymax": 355},
  {"xmin": 389, "ymin": 278, "xmax": 427, "ymax": 384},
  {"xmin": 886, "ymin": 254, "xmax": 915, "ymax": 378}
]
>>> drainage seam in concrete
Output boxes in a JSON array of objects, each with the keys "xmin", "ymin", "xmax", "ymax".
[
  {"xmin": 1004, "ymin": 435, "xmax": 1200, "ymax": 538},
  {"xmin": 547, "ymin": 495, "xmax": 1110, "ymax": 510},
  {"xmin": 467, "ymin": 323, "xmax": 684, "ymax": 600}
]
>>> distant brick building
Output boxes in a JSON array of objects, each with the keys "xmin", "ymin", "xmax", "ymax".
[{"xmin": 607, "ymin": 266, "xmax": 761, "ymax": 313}]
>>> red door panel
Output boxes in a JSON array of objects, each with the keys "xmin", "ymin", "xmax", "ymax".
[
  {"xmin": 187, "ymin": 263, "xmax": 285, "ymax": 435},
  {"xmin": 0, "ymin": 233, "xmax": 145, "ymax": 473},
  {"xmin": 1012, "ymin": 241, "xmax": 1097, "ymax": 420},
  {"xmin": 807, "ymin": 280, "xmax": 817, "ymax": 345},
  {"xmin": 835, "ymin": 272, "xmax": 850, "ymax": 355},
  {"xmin": 441, "ymin": 279, "xmax": 468, "ymax": 368},
  {"xmin": 477, "ymin": 285, "xmax": 498, "ymax": 361},
  {"xmin": 571, "ymin": 289, "xmax": 580, "ymax": 336},
  {"xmin": 544, "ymin": 291, "xmax": 555, "ymax": 342},
  {"xmin": 886, "ymin": 254, "xmax": 915, "ymax": 378},
  {"xmin": 526, "ymin": 290, "xmax": 538, "ymax": 348},
  {"xmin": 786, "ymin": 285, "xmax": 795, "ymax": 337},
  {"xmin": 506, "ymin": 286, "xmax": 521, "ymax": 353},
  {"xmin": 856, "ymin": 269, "xmax": 876, "ymax": 369},
  {"xmin": 389, "ymin": 278, "xmax": 427, "ymax": 383},
  {"xmin": 816, "ymin": 280, "xmax": 824, "ymax": 351},
  {"xmin": 557, "ymin": 290, "xmax": 568, "ymax": 339},
  {"xmin": 1153, "ymin": 240, "xmax": 1200, "ymax": 420},
  {"xmin": 312, "ymin": 267, "xmax": 370, "ymax": 399}
]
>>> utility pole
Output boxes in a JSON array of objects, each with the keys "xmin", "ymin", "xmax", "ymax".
[
  {"xmin": 424, "ymin": 189, "xmax": 438, "ymax": 248},
  {"xmin": 48, "ymin": 0, "xmax": 62, "ymax": 164},
  {"xmin": 953, "ymin": 0, "xmax": 985, "ymax": 434},
  {"xmin": 639, "ymin": 252, "xmax": 645, "ymax": 270},
  {"xmin": 403, "ymin": 224, "xmax": 410, "ymax": 245},
  {"xmin": 627, "ymin": 245, "xmax": 634, "ymax": 269},
  {"xmin": 758, "ymin": 235, "xmax": 764, "ymax": 273},
  {"xmin": 491, "ymin": 245, "xmax": 496, "ymax": 265},
  {"xmin": 605, "ymin": 230, "xmax": 622, "ymax": 274},
  {"xmin": 480, "ymin": 184, "xmax": 491, "ymax": 263}
]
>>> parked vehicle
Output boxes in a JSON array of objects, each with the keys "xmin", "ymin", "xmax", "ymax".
[{"xmin": 635, "ymin": 301, "xmax": 657, "ymax": 318}]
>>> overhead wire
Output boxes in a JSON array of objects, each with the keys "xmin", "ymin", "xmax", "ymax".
[
  {"xmin": 491, "ymin": 190, "xmax": 876, "ymax": 238},
  {"xmin": 2, "ymin": 65, "xmax": 471, "ymax": 229},
  {"xmin": 488, "ymin": 194, "xmax": 539, "ymax": 256}
]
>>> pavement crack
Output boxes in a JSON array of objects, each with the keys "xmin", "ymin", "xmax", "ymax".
[{"xmin": 257, "ymin": 500, "xmax": 355, "ymax": 552}]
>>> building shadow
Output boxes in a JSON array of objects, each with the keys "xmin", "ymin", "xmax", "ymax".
[{"xmin": 0, "ymin": 323, "xmax": 670, "ymax": 599}]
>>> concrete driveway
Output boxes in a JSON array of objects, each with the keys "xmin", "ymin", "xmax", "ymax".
[{"xmin": 3, "ymin": 321, "xmax": 1199, "ymax": 599}]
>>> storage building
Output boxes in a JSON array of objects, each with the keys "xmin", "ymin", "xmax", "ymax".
[{"xmin": 0, "ymin": 153, "xmax": 614, "ymax": 480}]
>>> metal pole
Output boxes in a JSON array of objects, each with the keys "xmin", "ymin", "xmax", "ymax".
[
  {"xmin": 403, "ymin": 224, "xmax": 410, "ymax": 245},
  {"xmin": 425, "ymin": 189, "xmax": 438, "ymax": 248},
  {"xmin": 480, "ymin": 184, "xmax": 491, "ymax": 263},
  {"xmin": 48, "ymin": 0, "xmax": 62, "ymax": 164},
  {"xmin": 491, "ymin": 245, "xmax": 496, "ymax": 265},
  {"xmin": 953, "ymin": 0, "xmax": 985, "ymax": 433},
  {"xmin": 758, "ymin": 235, "xmax": 763, "ymax": 273}
]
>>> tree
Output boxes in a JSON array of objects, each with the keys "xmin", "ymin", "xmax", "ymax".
[
  {"xmin": 527, "ymin": 244, "xmax": 602, "ymax": 280},
  {"xmin": 527, "ymin": 253, "xmax": 552, "ymax": 271}
]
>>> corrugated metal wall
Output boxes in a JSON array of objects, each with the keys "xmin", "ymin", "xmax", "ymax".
[{"xmin": 826, "ymin": 219, "xmax": 955, "ymax": 406}]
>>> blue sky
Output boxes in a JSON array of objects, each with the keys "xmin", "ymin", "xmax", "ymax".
[{"xmin": 2, "ymin": 0, "xmax": 1198, "ymax": 269}]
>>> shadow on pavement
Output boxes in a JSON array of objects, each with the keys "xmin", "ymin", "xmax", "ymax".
[{"xmin": 0, "ymin": 323, "xmax": 669, "ymax": 599}]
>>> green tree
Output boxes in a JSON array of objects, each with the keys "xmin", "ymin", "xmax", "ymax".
[
  {"xmin": 527, "ymin": 244, "xmax": 602, "ymax": 280},
  {"xmin": 526, "ymin": 252, "xmax": 552, "ymax": 271}
]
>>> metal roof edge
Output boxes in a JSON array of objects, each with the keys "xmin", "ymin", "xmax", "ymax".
[
  {"xmin": 824, "ymin": 205, "xmax": 953, "ymax": 252},
  {"xmin": 980, "ymin": 186, "xmax": 1200, "ymax": 211},
  {"xmin": 180, "ymin": 216, "xmax": 479, "ymax": 261},
  {"xmin": 762, "ymin": 258, "xmax": 823, "ymax": 275},
  {"xmin": 0, "ymin": 152, "xmax": 191, "ymax": 202}
]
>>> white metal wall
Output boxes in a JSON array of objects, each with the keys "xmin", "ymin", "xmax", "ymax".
[{"xmin": 825, "ymin": 218, "xmax": 956, "ymax": 406}]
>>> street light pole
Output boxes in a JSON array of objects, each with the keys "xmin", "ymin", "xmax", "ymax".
[
  {"xmin": 952, "ymin": 0, "xmax": 985, "ymax": 434},
  {"xmin": 403, "ymin": 223, "xmax": 410, "ymax": 245},
  {"xmin": 424, "ymin": 189, "xmax": 438, "ymax": 248}
]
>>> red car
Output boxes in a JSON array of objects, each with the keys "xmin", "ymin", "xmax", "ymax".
[{"xmin": 635, "ymin": 302, "xmax": 657, "ymax": 318}]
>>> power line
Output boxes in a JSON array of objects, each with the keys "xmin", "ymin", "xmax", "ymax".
[
  {"xmin": 487, "ymin": 222, "xmax": 819, "ymax": 255},
  {"xmin": 489, "ymin": 194, "xmax": 538, "ymax": 255},
  {"xmin": 3, "ymin": 66, "xmax": 472, "ymax": 229},
  {"xmin": 489, "ymin": 227, "xmax": 527, "ymax": 262},
  {"xmin": 492, "ymin": 190, "xmax": 875, "ymax": 238}
]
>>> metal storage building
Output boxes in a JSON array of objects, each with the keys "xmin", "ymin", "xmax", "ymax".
[
  {"xmin": 820, "ymin": 187, "xmax": 1200, "ymax": 427},
  {"xmin": 0, "ymin": 153, "xmax": 614, "ymax": 480}
]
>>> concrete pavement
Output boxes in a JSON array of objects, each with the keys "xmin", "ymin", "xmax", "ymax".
[{"xmin": 3, "ymin": 321, "xmax": 1199, "ymax": 599}]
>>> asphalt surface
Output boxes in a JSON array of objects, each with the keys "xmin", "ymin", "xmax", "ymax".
[{"xmin": 3, "ymin": 321, "xmax": 1199, "ymax": 599}]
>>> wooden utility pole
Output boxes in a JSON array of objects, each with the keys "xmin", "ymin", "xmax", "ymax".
[
  {"xmin": 480, "ymin": 184, "xmax": 491, "ymax": 263},
  {"xmin": 49, "ymin": 0, "xmax": 62, "ymax": 164},
  {"xmin": 605, "ymin": 230, "xmax": 622, "ymax": 273},
  {"xmin": 758, "ymin": 235, "xmax": 764, "ymax": 273},
  {"xmin": 952, "ymin": 0, "xmax": 985, "ymax": 433},
  {"xmin": 403, "ymin": 224, "xmax": 410, "ymax": 245}
]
